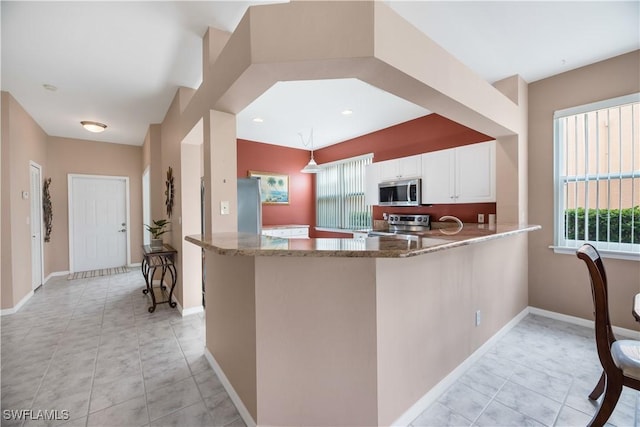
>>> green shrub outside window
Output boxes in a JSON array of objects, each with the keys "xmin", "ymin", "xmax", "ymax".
[{"xmin": 564, "ymin": 206, "xmax": 640, "ymax": 244}]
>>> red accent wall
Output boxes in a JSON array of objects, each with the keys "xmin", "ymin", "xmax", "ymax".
[
  {"xmin": 315, "ymin": 114, "xmax": 492, "ymax": 164},
  {"xmin": 237, "ymin": 139, "xmax": 314, "ymax": 227},
  {"xmin": 315, "ymin": 114, "xmax": 496, "ymax": 222},
  {"xmin": 237, "ymin": 114, "xmax": 497, "ymax": 234}
]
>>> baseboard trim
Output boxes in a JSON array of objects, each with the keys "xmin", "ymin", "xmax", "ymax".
[
  {"xmin": 391, "ymin": 306, "xmax": 530, "ymax": 426},
  {"xmin": 44, "ymin": 271, "xmax": 69, "ymax": 284},
  {"xmin": 204, "ymin": 348, "xmax": 256, "ymax": 427},
  {"xmin": 181, "ymin": 305, "xmax": 204, "ymax": 317},
  {"xmin": 529, "ymin": 306, "xmax": 640, "ymax": 339},
  {"xmin": 170, "ymin": 294, "xmax": 203, "ymax": 317},
  {"xmin": 0, "ymin": 290, "xmax": 35, "ymax": 316}
]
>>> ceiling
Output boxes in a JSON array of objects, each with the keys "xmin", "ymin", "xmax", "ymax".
[{"xmin": 2, "ymin": 1, "xmax": 638, "ymax": 149}]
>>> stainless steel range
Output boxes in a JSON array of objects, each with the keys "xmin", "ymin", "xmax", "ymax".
[
  {"xmin": 368, "ymin": 213, "xmax": 431, "ymax": 239},
  {"xmin": 388, "ymin": 213, "xmax": 431, "ymax": 233}
]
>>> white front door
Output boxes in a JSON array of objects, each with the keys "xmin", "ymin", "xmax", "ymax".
[
  {"xmin": 30, "ymin": 162, "xmax": 43, "ymax": 290},
  {"xmin": 70, "ymin": 175, "xmax": 128, "ymax": 272}
]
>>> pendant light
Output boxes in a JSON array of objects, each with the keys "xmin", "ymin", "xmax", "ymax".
[{"xmin": 300, "ymin": 128, "xmax": 321, "ymax": 174}]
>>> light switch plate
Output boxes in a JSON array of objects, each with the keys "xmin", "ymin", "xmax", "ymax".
[
  {"xmin": 220, "ymin": 201, "xmax": 230, "ymax": 215},
  {"xmin": 477, "ymin": 213, "xmax": 485, "ymax": 223}
]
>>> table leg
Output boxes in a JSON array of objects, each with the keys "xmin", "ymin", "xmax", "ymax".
[
  {"xmin": 142, "ymin": 257, "xmax": 151, "ymax": 295},
  {"xmin": 167, "ymin": 264, "xmax": 177, "ymax": 308},
  {"xmin": 148, "ymin": 265, "xmax": 158, "ymax": 313}
]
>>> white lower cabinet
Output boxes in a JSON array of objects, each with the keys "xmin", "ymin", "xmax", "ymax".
[
  {"xmin": 421, "ymin": 140, "xmax": 496, "ymax": 204},
  {"xmin": 262, "ymin": 226, "xmax": 309, "ymax": 239}
]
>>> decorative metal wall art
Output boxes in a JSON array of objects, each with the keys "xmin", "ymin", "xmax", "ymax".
[
  {"xmin": 43, "ymin": 177, "xmax": 53, "ymax": 242},
  {"xmin": 165, "ymin": 166, "xmax": 174, "ymax": 218}
]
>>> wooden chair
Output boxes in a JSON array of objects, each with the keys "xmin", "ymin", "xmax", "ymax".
[{"xmin": 576, "ymin": 243, "xmax": 640, "ymax": 427}]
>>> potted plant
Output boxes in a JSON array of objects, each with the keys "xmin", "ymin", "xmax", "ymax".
[{"xmin": 146, "ymin": 219, "xmax": 170, "ymax": 249}]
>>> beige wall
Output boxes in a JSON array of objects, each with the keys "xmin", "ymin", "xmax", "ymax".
[
  {"xmin": 528, "ymin": 50, "xmax": 640, "ymax": 331},
  {"xmin": 46, "ymin": 137, "xmax": 143, "ymax": 272},
  {"xmin": 206, "ymin": 252, "xmax": 257, "ymax": 420},
  {"xmin": 255, "ymin": 256, "xmax": 379, "ymax": 427},
  {"xmin": 1, "ymin": 92, "xmax": 48, "ymax": 309},
  {"xmin": 376, "ymin": 233, "xmax": 528, "ymax": 425},
  {"xmin": 180, "ymin": 141, "xmax": 202, "ymax": 310}
]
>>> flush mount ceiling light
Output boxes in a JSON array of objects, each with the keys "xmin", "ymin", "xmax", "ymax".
[
  {"xmin": 299, "ymin": 128, "xmax": 322, "ymax": 174},
  {"xmin": 252, "ymin": 117, "xmax": 264, "ymax": 123},
  {"xmin": 341, "ymin": 109, "xmax": 353, "ymax": 116},
  {"xmin": 80, "ymin": 121, "xmax": 107, "ymax": 133}
]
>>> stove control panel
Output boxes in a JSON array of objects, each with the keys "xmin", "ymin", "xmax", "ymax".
[{"xmin": 388, "ymin": 214, "xmax": 431, "ymax": 228}]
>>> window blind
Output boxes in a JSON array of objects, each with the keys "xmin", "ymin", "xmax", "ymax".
[
  {"xmin": 316, "ymin": 154, "xmax": 372, "ymax": 230},
  {"xmin": 554, "ymin": 93, "xmax": 639, "ymax": 256}
]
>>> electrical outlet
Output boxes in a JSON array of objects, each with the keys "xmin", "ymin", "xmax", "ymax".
[
  {"xmin": 475, "ymin": 310, "xmax": 481, "ymax": 326},
  {"xmin": 477, "ymin": 213, "xmax": 485, "ymax": 223}
]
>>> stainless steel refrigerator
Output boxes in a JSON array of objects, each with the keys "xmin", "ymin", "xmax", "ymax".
[{"xmin": 237, "ymin": 178, "xmax": 262, "ymax": 234}]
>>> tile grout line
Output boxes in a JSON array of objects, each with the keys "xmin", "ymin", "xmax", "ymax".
[
  {"xmin": 551, "ymin": 377, "xmax": 578, "ymax": 427},
  {"xmin": 470, "ymin": 371, "xmax": 511, "ymax": 426},
  {"xmin": 21, "ymin": 280, "xmax": 84, "ymax": 427},
  {"xmin": 80, "ymin": 272, "xmax": 143, "ymax": 425},
  {"xmin": 78, "ymin": 276, "xmax": 109, "ymax": 427},
  {"xmin": 129, "ymin": 273, "xmax": 154, "ymax": 427}
]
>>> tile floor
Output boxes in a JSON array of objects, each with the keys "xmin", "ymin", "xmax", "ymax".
[
  {"xmin": 1, "ymin": 271, "xmax": 244, "ymax": 427},
  {"xmin": 1, "ymin": 270, "xmax": 639, "ymax": 427},
  {"xmin": 410, "ymin": 315, "xmax": 640, "ymax": 427}
]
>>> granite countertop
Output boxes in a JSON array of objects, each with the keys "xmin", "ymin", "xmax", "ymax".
[{"xmin": 186, "ymin": 223, "xmax": 541, "ymax": 258}]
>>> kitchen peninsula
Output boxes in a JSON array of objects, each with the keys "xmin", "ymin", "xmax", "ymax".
[{"xmin": 186, "ymin": 224, "xmax": 540, "ymax": 427}]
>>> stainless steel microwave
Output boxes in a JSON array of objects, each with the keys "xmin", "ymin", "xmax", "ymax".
[{"xmin": 378, "ymin": 178, "xmax": 421, "ymax": 206}]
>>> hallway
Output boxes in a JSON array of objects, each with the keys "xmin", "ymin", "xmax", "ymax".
[{"xmin": 1, "ymin": 271, "xmax": 243, "ymax": 426}]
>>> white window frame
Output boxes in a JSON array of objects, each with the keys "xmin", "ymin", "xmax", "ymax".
[
  {"xmin": 552, "ymin": 93, "xmax": 639, "ymax": 261},
  {"xmin": 316, "ymin": 153, "xmax": 373, "ymax": 231}
]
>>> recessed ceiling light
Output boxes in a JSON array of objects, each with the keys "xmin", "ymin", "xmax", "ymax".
[
  {"xmin": 341, "ymin": 109, "xmax": 353, "ymax": 116},
  {"xmin": 80, "ymin": 121, "xmax": 107, "ymax": 133},
  {"xmin": 43, "ymin": 84, "xmax": 57, "ymax": 91},
  {"xmin": 252, "ymin": 117, "xmax": 264, "ymax": 123}
]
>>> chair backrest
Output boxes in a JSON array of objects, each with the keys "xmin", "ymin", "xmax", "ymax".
[{"xmin": 576, "ymin": 243, "xmax": 618, "ymax": 373}]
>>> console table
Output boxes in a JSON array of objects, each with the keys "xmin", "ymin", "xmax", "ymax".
[{"xmin": 141, "ymin": 244, "xmax": 177, "ymax": 313}]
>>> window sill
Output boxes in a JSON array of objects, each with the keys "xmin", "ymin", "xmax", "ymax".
[{"xmin": 549, "ymin": 245, "xmax": 640, "ymax": 261}]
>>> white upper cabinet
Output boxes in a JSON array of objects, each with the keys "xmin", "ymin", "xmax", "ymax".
[
  {"xmin": 421, "ymin": 141, "xmax": 496, "ymax": 204},
  {"xmin": 421, "ymin": 147, "xmax": 456, "ymax": 204},
  {"xmin": 377, "ymin": 155, "xmax": 422, "ymax": 182},
  {"xmin": 455, "ymin": 141, "xmax": 496, "ymax": 203}
]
